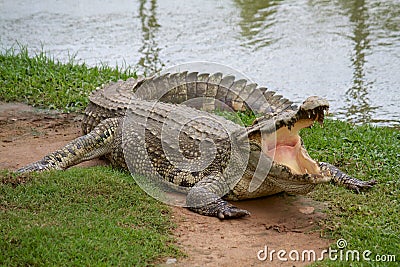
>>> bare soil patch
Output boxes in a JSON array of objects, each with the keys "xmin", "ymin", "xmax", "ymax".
[{"xmin": 0, "ymin": 102, "xmax": 332, "ymax": 266}]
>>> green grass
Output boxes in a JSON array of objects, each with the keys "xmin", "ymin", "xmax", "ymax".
[
  {"xmin": 303, "ymin": 120, "xmax": 399, "ymax": 266},
  {"xmin": 0, "ymin": 46, "xmax": 136, "ymax": 111},
  {"xmin": 0, "ymin": 167, "xmax": 181, "ymax": 266},
  {"xmin": 214, "ymin": 110, "xmax": 257, "ymax": 126},
  {"xmin": 0, "ymin": 48, "xmax": 399, "ymax": 266}
]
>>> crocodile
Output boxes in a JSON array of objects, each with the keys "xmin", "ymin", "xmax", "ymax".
[{"xmin": 18, "ymin": 72, "xmax": 376, "ymax": 219}]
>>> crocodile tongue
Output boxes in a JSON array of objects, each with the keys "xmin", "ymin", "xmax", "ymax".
[{"xmin": 247, "ymin": 96, "xmax": 329, "ymax": 175}]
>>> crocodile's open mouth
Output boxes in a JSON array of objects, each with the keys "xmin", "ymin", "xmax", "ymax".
[
  {"xmin": 256, "ymin": 96, "xmax": 329, "ymax": 175},
  {"xmin": 264, "ymin": 119, "xmax": 320, "ymax": 175}
]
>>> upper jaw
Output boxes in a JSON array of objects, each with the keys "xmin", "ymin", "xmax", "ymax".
[
  {"xmin": 249, "ymin": 96, "xmax": 329, "ymax": 134},
  {"xmin": 294, "ymin": 96, "xmax": 329, "ymax": 126}
]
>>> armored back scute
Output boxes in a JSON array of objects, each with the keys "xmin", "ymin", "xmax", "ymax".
[{"xmin": 83, "ymin": 72, "xmax": 297, "ymax": 133}]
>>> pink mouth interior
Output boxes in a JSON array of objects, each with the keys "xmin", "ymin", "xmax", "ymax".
[{"xmin": 263, "ymin": 119, "xmax": 320, "ymax": 175}]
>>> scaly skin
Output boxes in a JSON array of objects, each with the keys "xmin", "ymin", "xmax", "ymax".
[
  {"xmin": 18, "ymin": 73, "xmax": 377, "ymax": 219},
  {"xmin": 82, "ymin": 72, "xmax": 296, "ymax": 134}
]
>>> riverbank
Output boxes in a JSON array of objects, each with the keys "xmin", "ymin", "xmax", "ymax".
[{"xmin": 1, "ymin": 49, "xmax": 398, "ymax": 266}]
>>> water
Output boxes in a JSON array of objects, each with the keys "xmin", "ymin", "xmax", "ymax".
[{"xmin": 1, "ymin": 0, "xmax": 399, "ymax": 126}]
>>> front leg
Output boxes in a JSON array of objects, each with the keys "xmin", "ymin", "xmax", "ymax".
[
  {"xmin": 319, "ymin": 162, "xmax": 377, "ymax": 193},
  {"xmin": 186, "ymin": 173, "xmax": 250, "ymax": 219}
]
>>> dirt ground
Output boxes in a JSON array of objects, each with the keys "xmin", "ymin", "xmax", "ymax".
[{"xmin": 0, "ymin": 102, "xmax": 332, "ymax": 266}]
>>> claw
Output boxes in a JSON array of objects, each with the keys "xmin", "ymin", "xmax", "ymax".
[
  {"xmin": 217, "ymin": 206, "xmax": 250, "ymax": 219},
  {"xmin": 351, "ymin": 179, "xmax": 377, "ymax": 193}
]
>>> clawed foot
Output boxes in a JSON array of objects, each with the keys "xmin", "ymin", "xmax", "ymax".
[
  {"xmin": 347, "ymin": 179, "xmax": 377, "ymax": 193},
  {"xmin": 17, "ymin": 163, "xmax": 46, "ymax": 174},
  {"xmin": 216, "ymin": 205, "xmax": 250, "ymax": 220},
  {"xmin": 320, "ymin": 162, "xmax": 378, "ymax": 194},
  {"xmin": 189, "ymin": 198, "xmax": 250, "ymax": 219},
  {"xmin": 17, "ymin": 159, "xmax": 57, "ymax": 174}
]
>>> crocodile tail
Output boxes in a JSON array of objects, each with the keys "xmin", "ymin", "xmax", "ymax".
[{"xmin": 135, "ymin": 72, "xmax": 298, "ymax": 115}]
